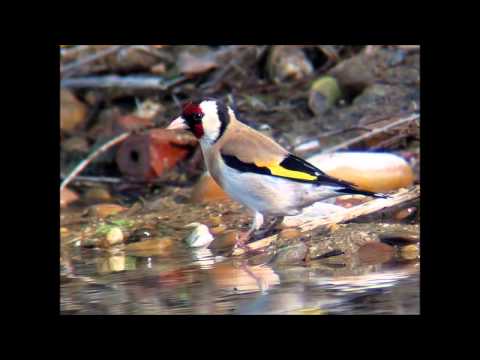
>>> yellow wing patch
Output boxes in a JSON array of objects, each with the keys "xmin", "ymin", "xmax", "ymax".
[{"xmin": 255, "ymin": 162, "xmax": 317, "ymax": 181}]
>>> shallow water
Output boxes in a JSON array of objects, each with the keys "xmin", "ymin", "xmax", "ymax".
[
  {"xmin": 60, "ymin": 187, "xmax": 419, "ymax": 315},
  {"xmin": 61, "ymin": 244, "xmax": 419, "ymax": 315}
]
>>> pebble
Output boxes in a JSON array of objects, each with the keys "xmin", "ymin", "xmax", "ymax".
[
  {"xmin": 267, "ymin": 46, "xmax": 313, "ymax": 83},
  {"xmin": 97, "ymin": 255, "xmax": 127, "ymax": 274},
  {"xmin": 61, "ymin": 136, "xmax": 89, "ymax": 153},
  {"xmin": 380, "ymin": 232, "xmax": 419, "ymax": 246},
  {"xmin": 399, "ymin": 244, "xmax": 419, "ymax": 260},
  {"xmin": 60, "ymin": 188, "xmax": 79, "ymax": 208},
  {"xmin": 150, "ymin": 63, "xmax": 166, "ymax": 74},
  {"xmin": 209, "ymin": 215, "xmax": 223, "ymax": 226},
  {"xmin": 104, "ymin": 227, "xmax": 124, "ymax": 247},
  {"xmin": 210, "ymin": 224, "xmax": 227, "ymax": 235},
  {"xmin": 126, "ymin": 228, "xmax": 155, "ymax": 244},
  {"xmin": 278, "ymin": 228, "xmax": 303, "ymax": 241},
  {"xmin": 125, "ymin": 237, "xmax": 173, "ymax": 254},
  {"xmin": 60, "ymin": 89, "xmax": 88, "ymax": 134},
  {"xmin": 209, "ymin": 230, "xmax": 239, "ymax": 251},
  {"xmin": 84, "ymin": 187, "xmax": 112, "ymax": 202},
  {"xmin": 88, "ymin": 204, "xmax": 128, "ymax": 218},
  {"xmin": 208, "ymin": 262, "xmax": 280, "ymax": 293},
  {"xmin": 273, "ymin": 242, "xmax": 308, "ymax": 266},
  {"xmin": 394, "ymin": 207, "xmax": 417, "ymax": 221},
  {"xmin": 184, "ymin": 223, "xmax": 215, "ymax": 248},
  {"xmin": 357, "ymin": 242, "xmax": 395, "ymax": 265},
  {"xmin": 308, "ymin": 76, "xmax": 343, "ymax": 115}
]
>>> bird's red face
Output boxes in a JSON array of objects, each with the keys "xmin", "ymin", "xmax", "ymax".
[
  {"xmin": 167, "ymin": 99, "xmax": 230, "ymax": 144},
  {"xmin": 166, "ymin": 101, "xmax": 205, "ymax": 138},
  {"xmin": 181, "ymin": 102, "xmax": 205, "ymax": 138}
]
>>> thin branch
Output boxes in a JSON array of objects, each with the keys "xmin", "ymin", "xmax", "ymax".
[
  {"xmin": 60, "ymin": 175, "xmax": 123, "ymax": 184},
  {"xmin": 61, "ymin": 75, "xmax": 186, "ymax": 91},
  {"xmin": 60, "ymin": 132, "xmax": 131, "ymax": 192},
  {"xmin": 233, "ymin": 185, "xmax": 420, "ymax": 256},
  {"xmin": 129, "ymin": 45, "xmax": 175, "ymax": 63},
  {"xmin": 322, "ymin": 113, "xmax": 419, "ymax": 154},
  {"xmin": 61, "ymin": 45, "xmax": 125, "ymax": 77}
]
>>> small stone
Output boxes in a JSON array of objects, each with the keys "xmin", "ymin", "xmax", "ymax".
[
  {"xmin": 104, "ymin": 227, "xmax": 124, "ymax": 246},
  {"xmin": 97, "ymin": 255, "xmax": 127, "ymax": 274},
  {"xmin": 267, "ymin": 46, "xmax": 313, "ymax": 83},
  {"xmin": 60, "ymin": 89, "xmax": 88, "ymax": 134},
  {"xmin": 88, "ymin": 204, "xmax": 128, "ymax": 218},
  {"xmin": 394, "ymin": 207, "xmax": 417, "ymax": 221},
  {"xmin": 133, "ymin": 99, "xmax": 164, "ymax": 119},
  {"xmin": 399, "ymin": 244, "xmax": 419, "ymax": 260},
  {"xmin": 150, "ymin": 63, "xmax": 167, "ymax": 74},
  {"xmin": 81, "ymin": 237, "xmax": 99, "ymax": 248},
  {"xmin": 126, "ymin": 228, "xmax": 155, "ymax": 244},
  {"xmin": 62, "ymin": 136, "xmax": 89, "ymax": 153},
  {"xmin": 353, "ymin": 84, "xmax": 392, "ymax": 106},
  {"xmin": 380, "ymin": 232, "xmax": 419, "ymax": 246},
  {"xmin": 273, "ymin": 242, "xmax": 308, "ymax": 265},
  {"xmin": 210, "ymin": 224, "xmax": 227, "ymax": 235},
  {"xmin": 328, "ymin": 53, "xmax": 375, "ymax": 95},
  {"xmin": 308, "ymin": 76, "xmax": 343, "ymax": 115},
  {"xmin": 184, "ymin": 223, "xmax": 215, "ymax": 248},
  {"xmin": 125, "ymin": 237, "xmax": 173, "ymax": 254},
  {"xmin": 326, "ymin": 223, "xmax": 340, "ymax": 233},
  {"xmin": 84, "ymin": 187, "xmax": 112, "ymax": 202},
  {"xmin": 208, "ymin": 262, "xmax": 280, "ymax": 293},
  {"xmin": 357, "ymin": 242, "xmax": 395, "ymax": 265},
  {"xmin": 209, "ymin": 215, "xmax": 223, "ymax": 226},
  {"xmin": 209, "ymin": 230, "xmax": 239, "ymax": 251},
  {"xmin": 278, "ymin": 228, "xmax": 302, "ymax": 241},
  {"xmin": 60, "ymin": 187, "xmax": 79, "ymax": 208}
]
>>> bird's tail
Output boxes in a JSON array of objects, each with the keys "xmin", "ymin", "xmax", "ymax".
[
  {"xmin": 318, "ymin": 174, "xmax": 389, "ymax": 199},
  {"xmin": 336, "ymin": 186, "xmax": 389, "ymax": 198}
]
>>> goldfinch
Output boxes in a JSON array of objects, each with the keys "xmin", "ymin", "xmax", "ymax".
[{"xmin": 167, "ymin": 99, "xmax": 384, "ymax": 248}]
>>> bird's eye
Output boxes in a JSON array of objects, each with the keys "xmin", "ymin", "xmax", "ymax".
[{"xmin": 193, "ymin": 113, "xmax": 202, "ymax": 121}]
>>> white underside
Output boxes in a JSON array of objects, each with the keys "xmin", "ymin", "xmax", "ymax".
[{"xmin": 216, "ymin": 158, "xmax": 343, "ymax": 217}]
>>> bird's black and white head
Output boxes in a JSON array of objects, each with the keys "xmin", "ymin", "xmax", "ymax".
[{"xmin": 167, "ymin": 99, "xmax": 231, "ymax": 145}]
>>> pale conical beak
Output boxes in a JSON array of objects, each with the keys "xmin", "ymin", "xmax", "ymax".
[{"xmin": 166, "ymin": 116, "xmax": 188, "ymax": 131}]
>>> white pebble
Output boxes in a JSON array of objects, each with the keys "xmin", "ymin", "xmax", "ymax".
[{"xmin": 184, "ymin": 223, "xmax": 215, "ymax": 248}]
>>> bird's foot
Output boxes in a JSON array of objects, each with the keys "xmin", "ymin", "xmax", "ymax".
[
  {"xmin": 233, "ymin": 231, "xmax": 265, "ymax": 255},
  {"xmin": 253, "ymin": 216, "xmax": 284, "ymax": 240}
]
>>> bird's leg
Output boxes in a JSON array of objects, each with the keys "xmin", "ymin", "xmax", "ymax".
[
  {"xmin": 253, "ymin": 216, "xmax": 284, "ymax": 239},
  {"xmin": 234, "ymin": 212, "xmax": 264, "ymax": 252}
]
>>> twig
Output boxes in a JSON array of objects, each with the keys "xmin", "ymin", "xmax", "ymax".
[
  {"xmin": 60, "ymin": 45, "xmax": 90, "ymax": 59},
  {"xmin": 61, "ymin": 75, "xmax": 186, "ymax": 91},
  {"xmin": 293, "ymin": 126, "xmax": 374, "ymax": 153},
  {"xmin": 200, "ymin": 46, "xmax": 252, "ymax": 91},
  {"xmin": 60, "ymin": 132, "xmax": 131, "ymax": 192},
  {"xmin": 129, "ymin": 45, "xmax": 175, "ymax": 63},
  {"xmin": 61, "ymin": 45, "xmax": 125, "ymax": 77},
  {"xmin": 233, "ymin": 185, "xmax": 420, "ymax": 256},
  {"xmin": 60, "ymin": 175, "xmax": 123, "ymax": 184},
  {"xmin": 322, "ymin": 113, "xmax": 419, "ymax": 154}
]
